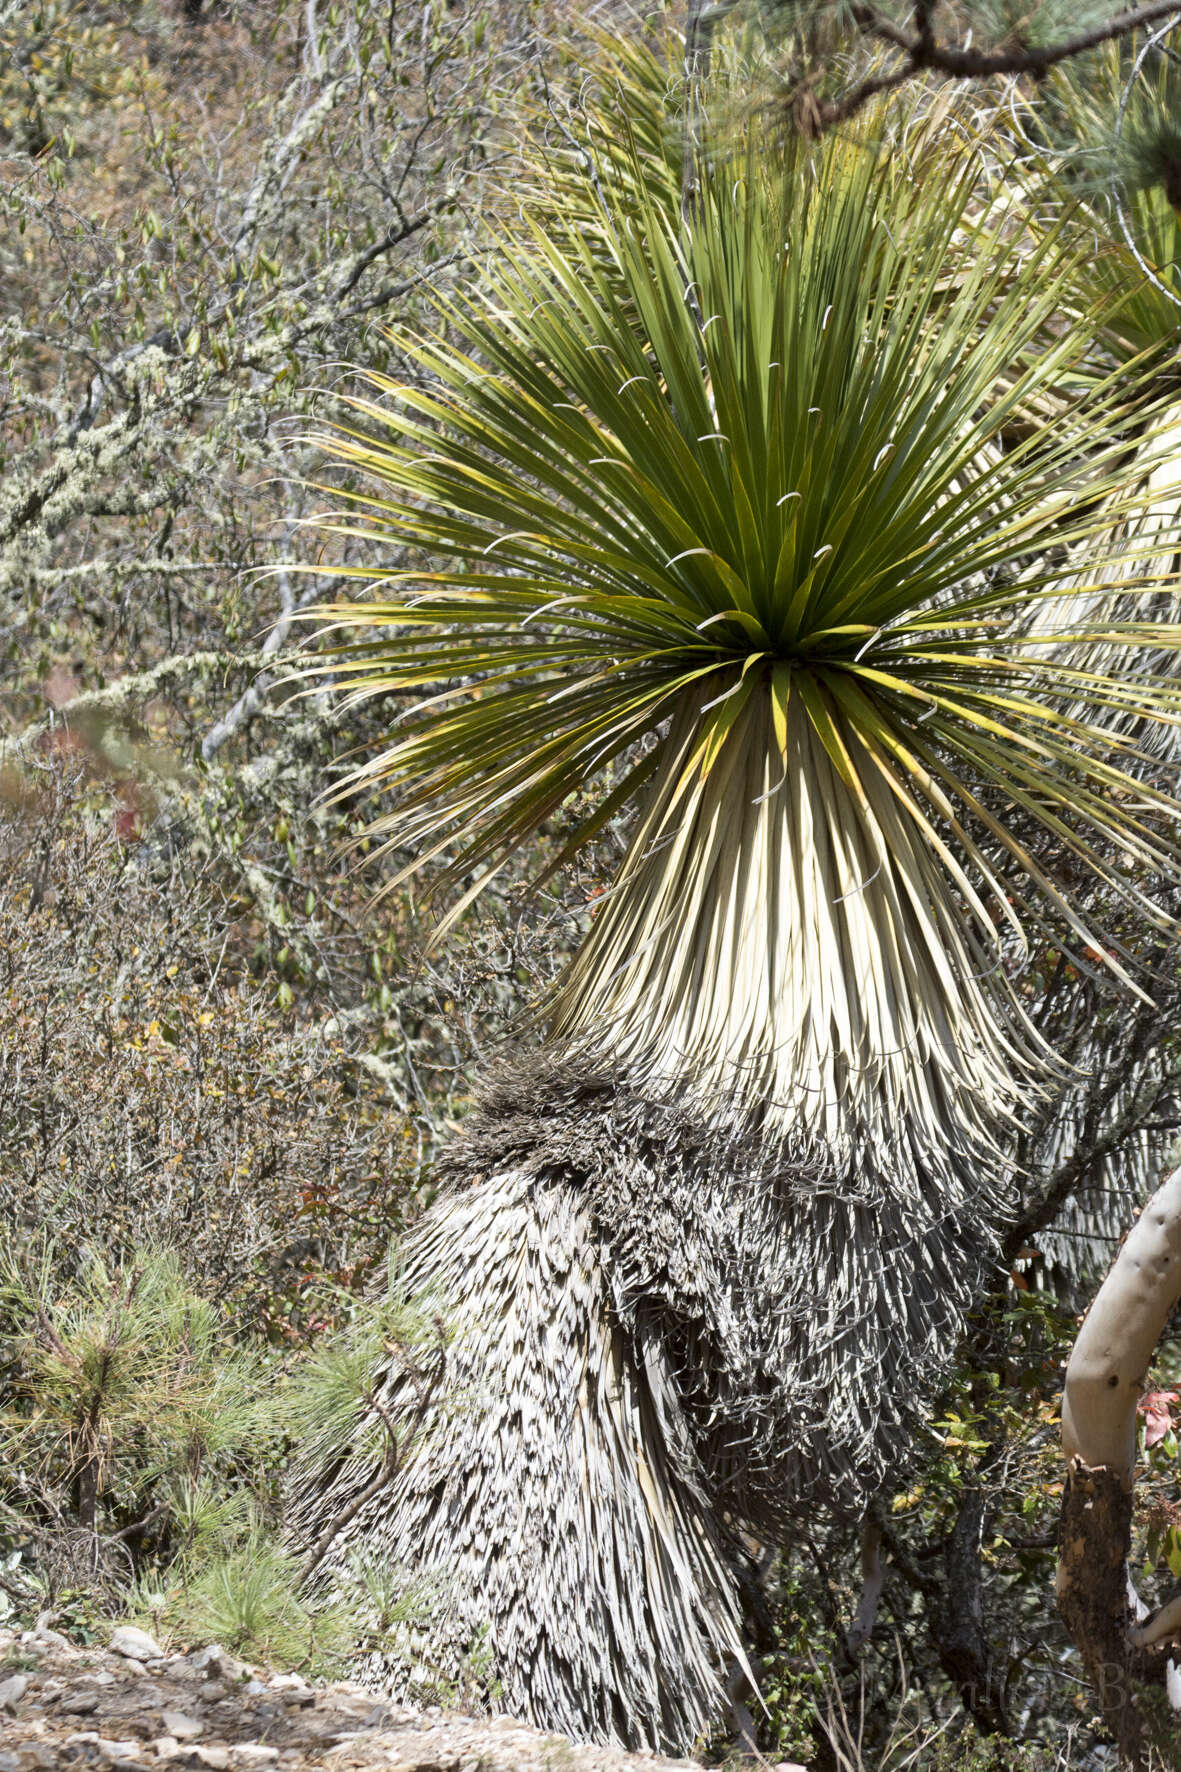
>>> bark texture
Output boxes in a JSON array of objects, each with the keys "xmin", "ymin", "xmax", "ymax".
[
  {"xmin": 938, "ymin": 1486, "xmax": 1009, "ymax": 1736},
  {"xmin": 1058, "ymin": 1460, "xmax": 1147, "ymax": 1765}
]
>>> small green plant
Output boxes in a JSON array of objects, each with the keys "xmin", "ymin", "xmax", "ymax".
[
  {"xmin": 0, "ymin": 1240, "xmax": 268, "ymax": 1557},
  {"xmin": 0, "ymin": 1235, "xmax": 453, "ymax": 1676},
  {"xmin": 913, "ymin": 1727, "xmax": 1077, "ymax": 1771},
  {"xmin": 149, "ymin": 1264, "xmax": 449, "ymax": 1672},
  {"xmin": 147, "ymin": 1535, "xmax": 354, "ymax": 1674},
  {"xmin": 279, "ymin": 1251, "xmax": 447, "ymax": 1461},
  {"xmin": 759, "ymin": 1571, "xmax": 835, "ymax": 1762}
]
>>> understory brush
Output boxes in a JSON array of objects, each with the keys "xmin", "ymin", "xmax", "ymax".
[
  {"xmin": 0, "ymin": 762, "xmax": 426, "ymax": 1342},
  {"xmin": 0, "ymin": 1240, "xmax": 444, "ymax": 1675}
]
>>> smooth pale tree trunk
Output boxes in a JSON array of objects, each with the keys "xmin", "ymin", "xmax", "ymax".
[{"xmin": 1058, "ymin": 1165, "xmax": 1181, "ymax": 1766}]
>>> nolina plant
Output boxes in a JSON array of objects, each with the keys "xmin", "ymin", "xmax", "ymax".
[{"xmin": 288, "ymin": 89, "xmax": 1181, "ymax": 1752}]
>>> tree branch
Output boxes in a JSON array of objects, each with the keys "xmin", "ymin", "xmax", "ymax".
[
  {"xmin": 845, "ymin": 1517, "xmax": 885, "ymax": 1654},
  {"xmin": 0, "ymin": 650, "xmax": 268, "ymax": 766},
  {"xmin": 1058, "ymin": 1165, "xmax": 1181, "ymax": 1764},
  {"xmin": 809, "ymin": 0, "xmax": 1181, "ymax": 135}
]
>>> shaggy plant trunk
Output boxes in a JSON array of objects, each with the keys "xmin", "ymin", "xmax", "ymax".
[
  {"xmin": 290, "ymin": 1108, "xmax": 750, "ymax": 1750},
  {"xmin": 1058, "ymin": 1166, "xmax": 1181, "ymax": 1767},
  {"xmin": 291, "ymin": 1054, "xmax": 1008, "ymax": 1752},
  {"xmin": 288, "ymin": 91, "xmax": 1181, "ymax": 1752}
]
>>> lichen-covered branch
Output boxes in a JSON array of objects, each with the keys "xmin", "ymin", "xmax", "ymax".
[{"xmin": 0, "ymin": 650, "xmax": 266, "ymax": 765}]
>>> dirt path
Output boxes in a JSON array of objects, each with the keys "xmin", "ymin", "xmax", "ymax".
[{"xmin": 0, "ymin": 1625, "xmax": 787, "ymax": 1772}]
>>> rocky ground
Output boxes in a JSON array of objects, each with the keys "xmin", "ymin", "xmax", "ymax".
[{"xmin": 0, "ymin": 1624, "xmax": 799, "ymax": 1772}]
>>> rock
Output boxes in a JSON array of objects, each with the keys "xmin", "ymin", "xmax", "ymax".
[
  {"xmin": 117, "ymin": 1723, "xmax": 155, "ymax": 1746},
  {"xmin": 274, "ymin": 1690, "xmax": 313, "ymax": 1710},
  {"xmin": 0, "ymin": 1627, "xmax": 733, "ymax": 1772},
  {"xmin": 158, "ymin": 1716, "xmax": 202, "ymax": 1744},
  {"xmin": 185, "ymin": 1649, "xmax": 245, "ymax": 1687},
  {"xmin": 0, "ymin": 1673, "xmax": 29, "ymax": 1710},
  {"xmin": 379, "ymin": 1758, "xmax": 457, "ymax": 1772},
  {"xmin": 109, "ymin": 1629, "xmax": 163, "ymax": 1665},
  {"xmin": 13, "ymin": 1745, "xmax": 58, "ymax": 1768},
  {"xmin": 60, "ymin": 1733, "xmax": 140, "ymax": 1758},
  {"xmin": 32, "ymin": 1628, "xmax": 73, "ymax": 1653},
  {"xmin": 184, "ymin": 1649, "xmax": 222, "ymax": 1675}
]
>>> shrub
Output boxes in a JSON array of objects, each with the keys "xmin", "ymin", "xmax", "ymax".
[
  {"xmin": 0, "ymin": 1237, "xmax": 447, "ymax": 1673},
  {"xmin": 0, "ymin": 762, "xmax": 420, "ymax": 1339},
  {"xmin": 0, "ymin": 1241, "xmax": 271, "ymax": 1628}
]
